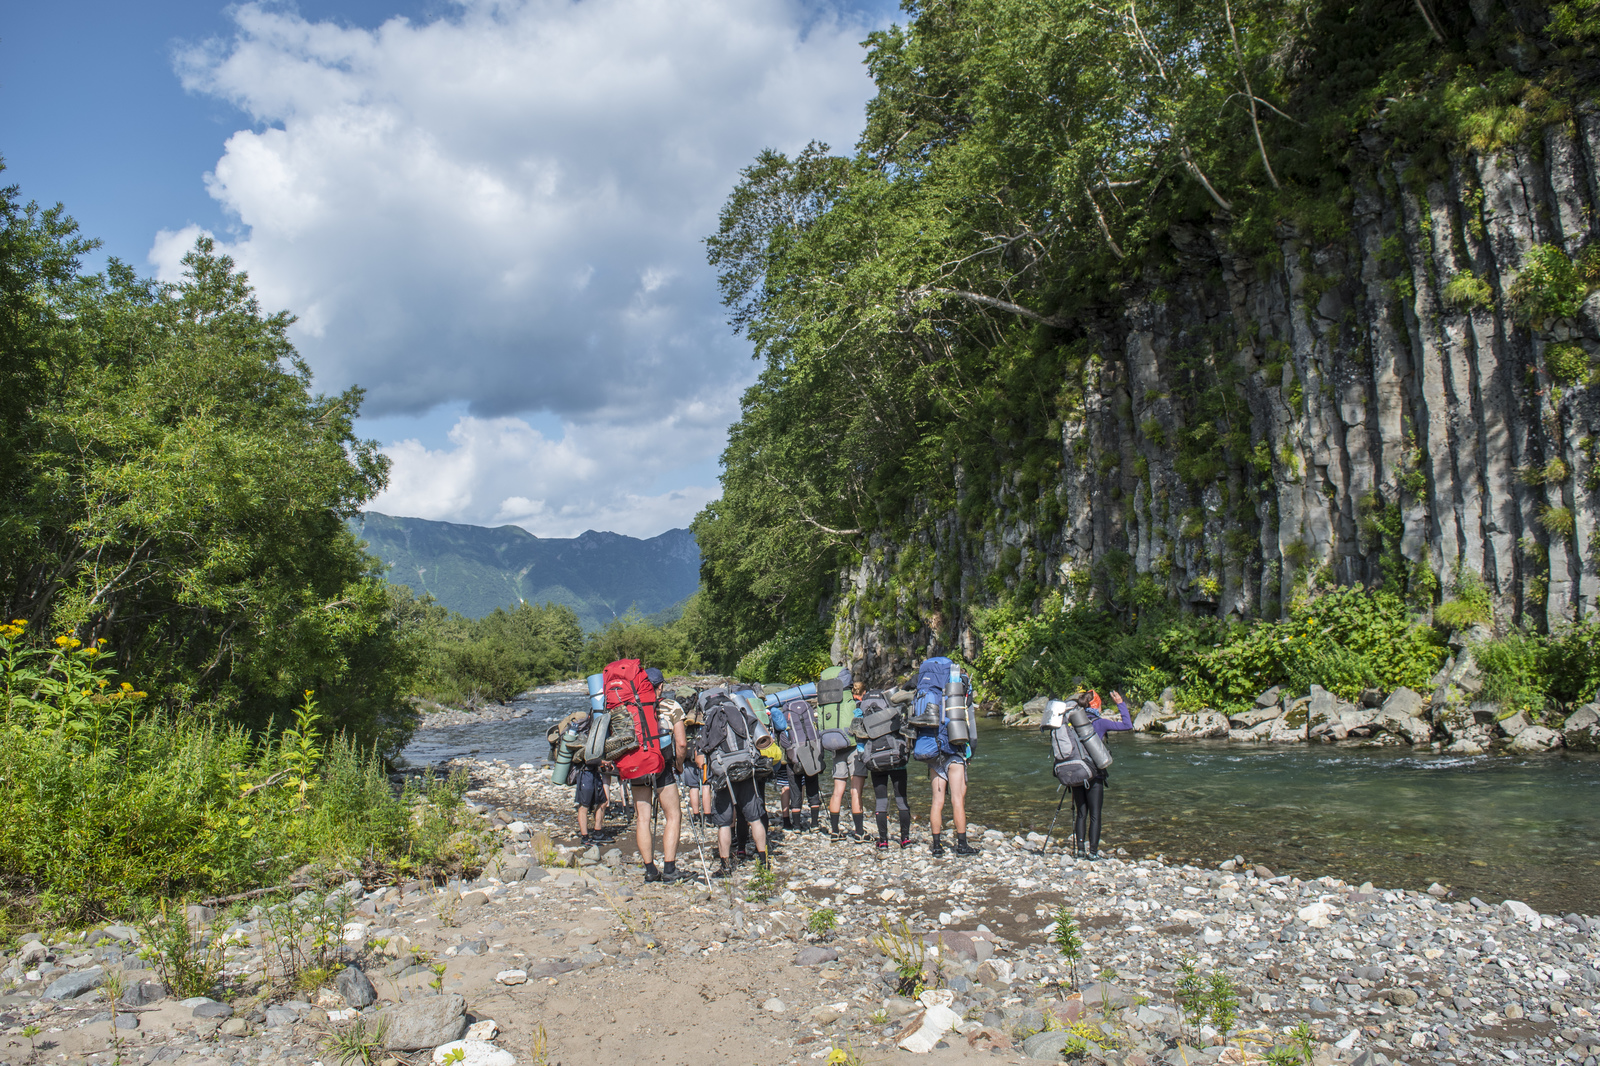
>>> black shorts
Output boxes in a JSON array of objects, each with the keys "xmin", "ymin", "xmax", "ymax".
[
  {"xmin": 681, "ymin": 764, "xmax": 704, "ymax": 789},
  {"xmin": 711, "ymin": 777, "xmax": 766, "ymax": 828},
  {"xmin": 628, "ymin": 768, "xmax": 680, "ymax": 792},
  {"xmin": 573, "ymin": 766, "xmax": 605, "ymax": 810}
]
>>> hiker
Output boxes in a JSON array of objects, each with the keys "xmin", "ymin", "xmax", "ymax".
[
  {"xmin": 771, "ymin": 687, "xmax": 825, "ymax": 833},
  {"xmin": 627, "ymin": 667, "xmax": 689, "ymax": 882},
  {"xmin": 695, "ymin": 688, "xmax": 770, "ymax": 877},
  {"xmin": 1071, "ymin": 687, "xmax": 1133, "ymax": 861},
  {"xmin": 573, "ymin": 756, "xmax": 615, "ymax": 845},
  {"xmin": 829, "ymin": 679, "xmax": 869, "ymax": 839},
  {"xmin": 855, "ymin": 687, "xmax": 913, "ymax": 850},
  {"xmin": 908, "ymin": 654, "xmax": 977, "ymax": 858},
  {"xmin": 679, "ymin": 690, "xmax": 712, "ymax": 829}
]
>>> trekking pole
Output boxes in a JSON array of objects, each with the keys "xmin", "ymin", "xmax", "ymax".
[
  {"xmin": 681, "ymin": 785, "xmax": 713, "ymax": 888},
  {"xmin": 1039, "ymin": 783, "xmax": 1069, "ymax": 854}
]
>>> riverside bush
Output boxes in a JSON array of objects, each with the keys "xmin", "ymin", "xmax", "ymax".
[
  {"xmin": 974, "ymin": 588, "xmax": 1444, "ymax": 712},
  {"xmin": 0, "ymin": 621, "xmax": 477, "ymax": 927}
]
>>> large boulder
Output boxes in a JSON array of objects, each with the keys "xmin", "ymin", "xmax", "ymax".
[
  {"xmin": 1133, "ymin": 702, "xmax": 1163, "ymax": 731},
  {"xmin": 1563, "ymin": 705, "xmax": 1600, "ymax": 751},
  {"xmin": 1449, "ymin": 653, "xmax": 1486, "ymax": 695},
  {"xmin": 1229, "ymin": 703, "xmax": 1283, "ymax": 728},
  {"xmin": 1377, "ymin": 709, "xmax": 1434, "ymax": 745},
  {"xmin": 379, "ymin": 993, "xmax": 469, "ymax": 1050},
  {"xmin": 1306, "ymin": 686, "xmax": 1338, "ymax": 737},
  {"xmin": 1382, "ymin": 687, "xmax": 1427, "ymax": 719},
  {"xmin": 1164, "ymin": 711, "xmax": 1230, "ymax": 738},
  {"xmin": 1510, "ymin": 726, "xmax": 1563, "ymax": 752},
  {"xmin": 1267, "ymin": 713, "xmax": 1305, "ymax": 743},
  {"xmin": 1499, "ymin": 710, "xmax": 1534, "ymax": 737},
  {"xmin": 1255, "ymin": 686, "xmax": 1281, "ymax": 708}
]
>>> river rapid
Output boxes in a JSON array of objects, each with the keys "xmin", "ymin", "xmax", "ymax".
[{"xmin": 400, "ymin": 692, "xmax": 1600, "ymax": 915}]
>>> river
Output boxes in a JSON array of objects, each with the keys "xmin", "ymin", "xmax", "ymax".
[{"xmin": 401, "ymin": 693, "xmax": 1600, "ymax": 914}]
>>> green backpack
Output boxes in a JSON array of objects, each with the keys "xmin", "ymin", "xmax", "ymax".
[{"xmin": 817, "ymin": 666, "xmax": 856, "ymax": 751}]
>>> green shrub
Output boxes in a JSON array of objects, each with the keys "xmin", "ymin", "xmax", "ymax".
[
  {"xmin": 1545, "ymin": 343, "xmax": 1590, "ymax": 385},
  {"xmin": 734, "ymin": 622, "xmax": 832, "ymax": 685},
  {"xmin": 1435, "ymin": 570, "xmax": 1494, "ymax": 630},
  {"xmin": 1476, "ymin": 630, "xmax": 1550, "ymax": 718},
  {"xmin": 1509, "ymin": 245, "xmax": 1587, "ymax": 323},
  {"xmin": 1442, "ymin": 271, "xmax": 1493, "ymax": 310}
]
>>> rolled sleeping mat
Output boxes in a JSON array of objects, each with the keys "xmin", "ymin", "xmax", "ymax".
[
  {"xmin": 582, "ymin": 709, "xmax": 610, "ymax": 764},
  {"xmin": 1067, "ymin": 704, "xmax": 1113, "ymax": 769},
  {"xmin": 736, "ymin": 690, "xmax": 772, "ymax": 727},
  {"xmin": 550, "ymin": 723, "xmax": 581, "ymax": 785},
  {"xmin": 945, "ymin": 678, "xmax": 971, "ymax": 742},
  {"xmin": 587, "ymin": 673, "xmax": 605, "ymax": 713},
  {"xmin": 771, "ymin": 682, "xmax": 819, "ymax": 706}
]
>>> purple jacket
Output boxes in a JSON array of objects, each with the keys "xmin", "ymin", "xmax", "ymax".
[{"xmin": 1089, "ymin": 698, "xmax": 1134, "ymax": 740}]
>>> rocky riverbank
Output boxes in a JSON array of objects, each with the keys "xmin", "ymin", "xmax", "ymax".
[
  {"xmin": 998, "ymin": 634, "xmax": 1600, "ymax": 759},
  {"xmin": 5, "ymin": 755, "xmax": 1597, "ymax": 1066}
]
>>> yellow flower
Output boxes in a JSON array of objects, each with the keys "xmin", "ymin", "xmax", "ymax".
[
  {"xmin": 84, "ymin": 647, "xmax": 100, "ymax": 657},
  {"xmin": 304, "ymin": 689, "xmax": 314, "ymax": 699},
  {"xmin": 55, "ymin": 635, "xmax": 80, "ymax": 649},
  {"xmin": 121, "ymin": 682, "xmax": 134, "ymax": 692}
]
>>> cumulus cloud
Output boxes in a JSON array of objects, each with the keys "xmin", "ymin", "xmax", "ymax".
[{"xmin": 156, "ymin": 0, "xmax": 882, "ymax": 534}]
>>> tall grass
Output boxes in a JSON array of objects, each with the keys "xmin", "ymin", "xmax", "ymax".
[{"xmin": 0, "ymin": 622, "xmax": 480, "ymax": 928}]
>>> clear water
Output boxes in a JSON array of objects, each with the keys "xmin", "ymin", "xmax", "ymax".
[{"xmin": 403, "ymin": 695, "xmax": 1600, "ymax": 914}]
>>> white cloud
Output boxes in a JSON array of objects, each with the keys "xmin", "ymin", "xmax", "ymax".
[{"xmin": 157, "ymin": 0, "xmax": 883, "ymax": 536}]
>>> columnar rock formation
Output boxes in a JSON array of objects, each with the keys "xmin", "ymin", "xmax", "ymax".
[{"xmin": 838, "ymin": 112, "xmax": 1600, "ymax": 679}]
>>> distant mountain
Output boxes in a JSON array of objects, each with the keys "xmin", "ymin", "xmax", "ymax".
[{"xmin": 351, "ymin": 512, "xmax": 700, "ymax": 628}]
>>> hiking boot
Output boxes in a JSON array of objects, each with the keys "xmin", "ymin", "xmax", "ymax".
[
  {"xmin": 930, "ymin": 839, "xmax": 946, "ymax": 857},
  {"xmin": 953, "ymin": 841, "xmax": 979, "ymax": 856},
  {"xmin": 643, "ymin": 866, "xmax": 663, "ymax": 883},
  {"xmin": 590, "ymin": 828, "xmax": 616, "ymax": 842},
  {"xmin": 899, "ymin": 838, "xmax": 913, "ymax": 850},
  {"xmin": 712, "ymin": 865, "xmax": 732, "ymax": 879},
  {"xmin": 848, "ymin": 829, "xmax": 869, "ymax": 843},
  {"xmin": 875, "ymin": 840, "xmax": 889, "ymax": 850}
]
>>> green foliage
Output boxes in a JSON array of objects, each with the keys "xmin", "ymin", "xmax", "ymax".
[
  {"xmin": 1441, "ymin": 270, "xmax": 1493, "ymax": 310},
  {"xmin": 0, "ymin": 621, "xmax": 477, "ymax": 925},
  {"xmin": 581, "ymin": 605, "xmax": 704, "ymax": 676},
  {"xmin": 1434, "ymin": 570, "xmax": 1493, "ymax": 631},
  {"xmin": 1477, "ymin": 621, "xmax": 1600, "ymax": 715},
  {"xmin": 1050, "ymin": 905, "xmax": 1084, "ymax": 988},
  {"xmin": 1545, "ymin": 343, "xmax": 1590, "ymax": 385},
  {"xmin": 400, "ymin": 589, "xmax": 583, "ymax": 704},
  {"xmin": 1539, "ymin": 504, "xmax": 1577, "ymax": 541},
  {"xmin": 0, "ymin": 177, "xmax": 412, "ymax": 750},
  {"xmin": 1508, "ymin": 245, "xmax": 1588, "ymax": 324},
  {"xmin": 807, "ymin": 907, "xmax": 839, "ymax": 937},
  {"xmin": 141, "ymin": 902, "xmax": 228, "ymax": 998},
  {"xmin": 733, "ymin": 620, "xmax": 832, "ymax": 684}
]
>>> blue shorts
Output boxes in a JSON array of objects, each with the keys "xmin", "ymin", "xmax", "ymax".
[
  {"xmin": 573, "ymin": 766, "xmax": 605, "ymax": 809},
  {"xmin": 928, "ymin": 754, "xmax": 967, "ymax": 781}
]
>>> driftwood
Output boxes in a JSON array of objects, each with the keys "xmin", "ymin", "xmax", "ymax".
[{"xmin": 198, "ymin": 882, "xmax": 316, "ymax": 907}]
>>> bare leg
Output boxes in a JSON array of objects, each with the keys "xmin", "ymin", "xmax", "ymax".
[
  {"xmin": 631, "ymin": 784, "xmax": 656, "ymax": 865},
  {"xmin": 948, "ymin": 761, "xmax": 968, "ymax": 835},
  {"xmin": 930, "ymin": 773, "xmax": 948, "ymax": 837},
  {"xmin": 659, "ymin": 784, "xmax": 681, "ymax": 862}
]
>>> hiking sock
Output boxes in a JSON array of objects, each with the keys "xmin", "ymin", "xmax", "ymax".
[
  {"xmin": 829, "ymin": 811, "xmax": 841, "ymax": 834},
  {"xmin": 957, "ymin": 833, "xmax": 969, "ymax": 847},
  {"xmin": 898, "ymin": 811, "xmax": 911, "ymax": 839},
  {"xmin": 755, "ymin": 850, "xmax": 769, "ymax": 869},
  {"xmin": 643, "ymin": 862, "xmax": 661, "ymax": 882},
  {"xmin": 810, "ymin": 805, "xmax": 822, "ymax": 833},
  {"xmin": 931, "ymin": 833, "xmax": 942, "ymax": 849},
  {"xmin": 782, "ymin": 814, "xmax": 794, "ymax": 830},
  {"xmin": 663, "ymin": 860, "xmax": 677, "ymax": 875},
  {"xmin": 852, "ymin": 813, "xmax": 865, "ymax": 834}
]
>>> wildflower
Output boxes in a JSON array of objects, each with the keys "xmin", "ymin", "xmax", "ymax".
[
  {"xmin": 121, "ymin": 682, "xmax": 133, "ymax": 692},
  {"xmin": 55, "ymin": 635, "xmax": 81, "ymax": 649}
]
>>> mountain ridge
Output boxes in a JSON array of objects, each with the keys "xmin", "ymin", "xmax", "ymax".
[{"xmin": 351, "ymin": 512, "xmax": 700, "ymax": 628}]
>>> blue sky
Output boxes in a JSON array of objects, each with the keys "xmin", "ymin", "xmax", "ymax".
[{"xmin": 3, "ymin": 0, "xmax": 892, "ymax": 536}]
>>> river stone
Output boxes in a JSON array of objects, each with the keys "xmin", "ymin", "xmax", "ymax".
[
  {"xmin": 120, "ymin": 981, "xmax": 165, "ymax": 1007},
  {"xmin": 795, "ymin": 946, "xmax": 838, "ymax": 966},
  {"xmin": 1510, "ymin": 726, "xmax": 1561, "ymax": 752},
  {"xmin": 1230, "ymin": 703, "xmax": 1282, "ymax": 727},
  {"xmin": 1380, "ymin": 709, "xmax": 1433, "ymax": 745},
  {"xmin": 1499, "ymin": 710, "xmax": 1533, "ymax": 736},
  {"xmin": 265, "ymin": 1005, "xmax": 299, "ymax": 1028},
  {"xmin": 193, "ymin": 1001, "xmax": 233, "ymax": 1019},
  {"xmin": 335, "ymin": 965, "xmax": 376, "ymax": 1007},
  {"xmin": 1022, "ymin": 1031, "xmax": 1071, "ymax": 1060},
  {"xmin": 1382, "ymin": 687, "xmax": 1426, "ymax": 719},
  {"xmin": 42, "ymin": 966, "xmax": 102, "ymax": 1000},
  {"xmin": 379, "ymin": 993, "xmax": 469, "ymax": 1050},
  {"xmin": 1563, "ymin": 705, "xmax": 1600, "ymax": 751},
  {"xmin": 1308, "ymin": 686, "xmax": 1337, "ymax": 728},
  {"xmin": 1255, "ymin": 686, "xmax": 1281, "ymax": 708}
]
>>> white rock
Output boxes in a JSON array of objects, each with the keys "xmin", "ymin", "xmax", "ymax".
[
  {"xmin": 1202, "ymin": 928, "xmax": 1224, "ymax": 945},
  {"xmin": 897, "ymin": 1004, "xmax": 964, "ymax": 1053},
  {"xmin": 431, "ymin": 1040, "xmax": 515, "ymax": 1066},
  {"xmin": 494, "ymin": 970, "xmax": 527, "ymax": 986},
  {"xmin": 506, "ymin": 821, "xmax": 528, "ymax": 835},
  {"xmin": 1296, "ymin": 902, "xmax": 1335, "ymax": 928},
  {"xmin": 918, "ymin": 988, "xmax": 955, "ymax": 1009},
  {"xmin": 1335, "ymin": 1030, "xmax": 1359, "ymax": 1050},
  {"xmin": 465, "ymin": 1019, "xmax": 499, "ymax": 1041},
  {"xmin": 762, "ymin": 998, "xmax": 787, "ymax": 1013},
  {"xmin": 1501, "ymin": 900, "xmax": 1539, "ymax": 925},
  {"xmin": 844, "ymin": 885, "xmax": 865, "ymax": 896},
  {"xmin": 342, "ymin": 922, "xmax": 368, "ymax": 943}
]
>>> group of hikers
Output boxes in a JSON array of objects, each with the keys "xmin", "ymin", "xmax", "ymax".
[{"xmin": 546, "ymin": 656, "xmax": 1133, "ymax": 882}]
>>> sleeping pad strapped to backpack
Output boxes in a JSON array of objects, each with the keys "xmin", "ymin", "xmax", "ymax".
[
  {"xmin": 602, "ymin": 659, "xmax": 663, "ymax": 782},
  {"xmin": 780, "ymin": 697, "xmax": 824, "ymax": 777},
  {"xmin": 1049, "ymin": 700, "xmax": 1095, "ymax": 787},
  {"xmin": 816, "ymin": 666, "xmax": 855, "ymax": 751},
  {"xmin": 857, "ymin": 690, "xmax": 909, "ymax": 771}
]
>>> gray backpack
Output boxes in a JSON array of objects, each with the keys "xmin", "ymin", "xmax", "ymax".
[
  {"xmin": 1051, "ymin": 722, "xmax": 1095, "ymax": 787},
  {"xmin": 705, "ymin": 698, "xmax": 756, "ymax": 786}
]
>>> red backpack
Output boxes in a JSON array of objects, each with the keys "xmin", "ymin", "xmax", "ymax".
[{"xmin": 605, "ymin": 659, "xmax": 664, "ymax": 781}]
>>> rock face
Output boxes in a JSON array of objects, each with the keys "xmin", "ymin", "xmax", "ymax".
[
  {"xmin": 830, "ymin": 98, "xmax": 1600, "ymax": 682},
  {"xmin": 379, "ymin": 993, "xmax": 469, "ymax": 1050},
  {"xmin": 1563, "ymin": 704, "xmax": 1600, "ymax": 750}
]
